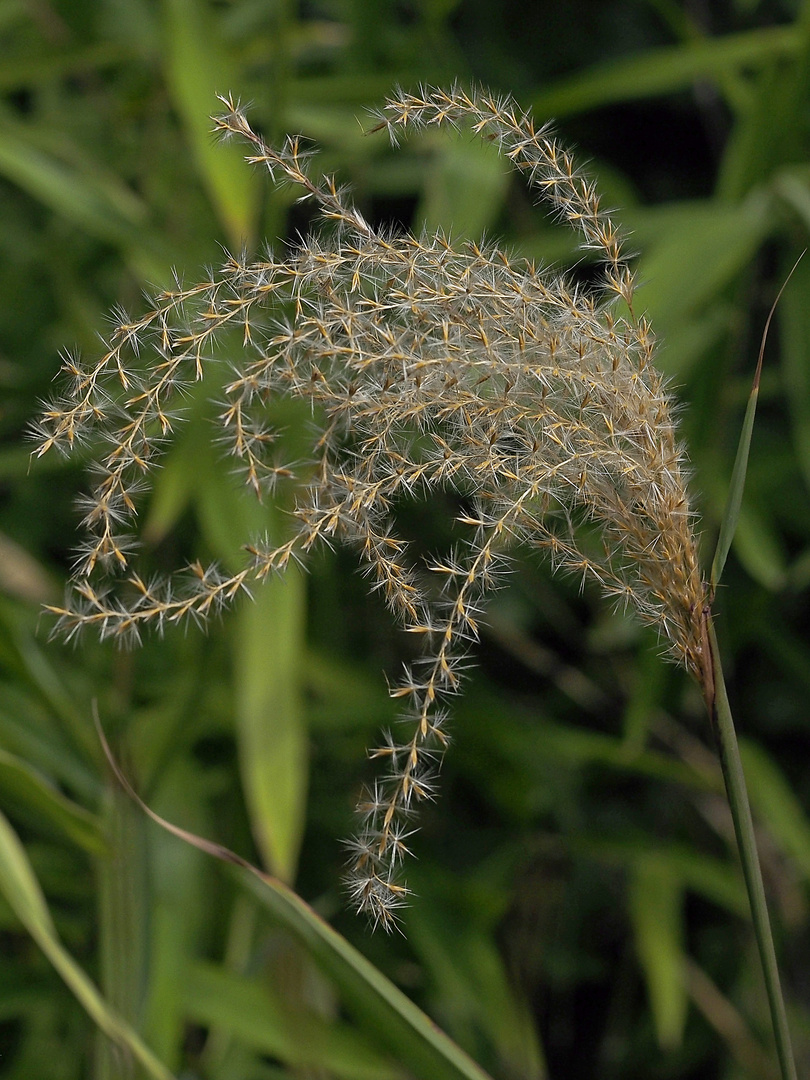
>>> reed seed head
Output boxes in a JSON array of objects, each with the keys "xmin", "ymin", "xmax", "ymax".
[{"xmin": 32, "ymin": 84, "xmax": 705, "ymax": 929}]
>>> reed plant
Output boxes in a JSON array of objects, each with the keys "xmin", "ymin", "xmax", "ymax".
[{"xmin": 32, "ymin": 85, "xmax": 796, "ymax": 1077}]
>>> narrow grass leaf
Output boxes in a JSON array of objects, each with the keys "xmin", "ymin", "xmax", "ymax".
[
  {"xmin": 635, "ymin": 195, "xmax": 771, "ymax": 372},
  {"xmin": 182, "ymin": 960, "xmax": 402, "ymax": 1079},
  {"xmin": 775, "ymin": 169, "xmax": 810, "ymax": 234},
  {"xmin": 530, "ymin": 26, "xmax": 801, "ymax": 119},
  {"xmin": 235, "ymin": 570, "xmax": 308, "ymax": 883},
  {"xmin": 407, "ymin": 906, "xmax": 547, "ymax": 1079},
  {"xmin": 0, "ymin": 809, "xmax": 174, "ymax": 1080},
  {"xmin": 235, "ymin": 867, "xmax": 496, "ymax": 1080},
  {"xmin": 685, "ymin": 959, "xmax": 778, "ymax": 1078},
  {"xmin": 715, "ymin": 60, "xmax": 805, "ymax": 204},
  {"xmin": 710, "ymin": 360, "xmax": 762, "ymax": 589},
  {"xmin": 494, "ymin": 712, "xmax": 718, "ymax": 793},
  {"xmin": 739, "ymin": 740, "xmax": 810, "ymax": 883},
  {"xmin": 621, "ymin": 636, "xmax": 668, "ymax": 751},
  {"xmin": 710, "ymin": 251, "xmax": 804, "ymax": 588},
  {"xmin": 141, "ymin": 764, "xmax": 209, "ymax": 1069},
  {"xmin": 305, "ymin": 649, "xmax": 399, "ymax": 731},
  {"xmin": 777, "ymin": 247, "xmax": 810, "ymax": 491},
  {"xmin": 141, "ymin": 431, "xmax": 199, "ymax": 544},
  {"xmin": 96, "ymin": 728, "xmax": 495, "ymax": 1080},
  {"xmin": 629, "ymin": 858, "xmax": 688, "ymax": 1049},
  {"xmin": 723, "ymin": 502, "xmax": 787, "ymax": 591},
  {"xmin": 0, "ymin": 530, "xmax": 56, "ymax": 604},
  {"xmin": 0, "ymin": 43, "xmax": 127, "ymax": 92},
  {"xmin": 2, "ymin": 615, "xmax": 100, "ymax": 769},
  {"xmin": 578, "ymin": 837, "xmax": 748, "ymax": 917},
  {"xmin": 0, "ymin": 749, "xmax": 105, "ymax": 855},
  {"xmin": 96, "ymin": 783, "xmax": 150, "ymax": 1080},
  {"xmin": 417, "ymin": 136, "xmax": 510, "ymax": 238},
  {"xmin": 162, "ymin": 0, "xmax": 258, "ymax": 247},
  {"xmin": 0, "ymin": 110, "xmax": 148, "ymax": 246},
  {"xmin": 285, "ymin": 102, "xmax": 377, "ymax": 153}
]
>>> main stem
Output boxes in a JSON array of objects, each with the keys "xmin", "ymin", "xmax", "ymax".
[{"xmin": 703, "ymin": 613, "xmax": 797, "ymax": 1080}]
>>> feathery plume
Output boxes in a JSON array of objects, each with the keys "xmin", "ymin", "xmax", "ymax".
[{"xmin": 33, "ymin": 84, "xmax": 705, "ymax": 929}]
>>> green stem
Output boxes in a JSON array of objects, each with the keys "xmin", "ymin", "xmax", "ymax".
[{"xmin": 706, "ymin": 617, "xmax": 797, "ymax": 1080}]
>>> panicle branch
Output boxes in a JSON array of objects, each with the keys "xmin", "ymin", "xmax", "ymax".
[{"xmin": 32, "ymin": 85, "xmax": 705, "ymax": 930}]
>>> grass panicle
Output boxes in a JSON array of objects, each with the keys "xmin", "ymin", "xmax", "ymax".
[{"xmin": 33, "ymin": 84, "xmax": 707, "ymax": 930}]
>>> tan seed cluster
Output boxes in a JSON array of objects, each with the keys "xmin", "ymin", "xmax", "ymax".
[{"xmin": 33, "ymin": 85, "xmax": 705, "ymax": 929}]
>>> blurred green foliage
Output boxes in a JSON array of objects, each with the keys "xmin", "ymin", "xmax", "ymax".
[{"xmin": 1, "ymin": 1, "xmax": 810, "ymax": 1077}]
